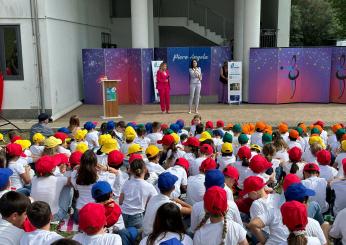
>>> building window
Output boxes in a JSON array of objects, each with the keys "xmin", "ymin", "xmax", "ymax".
[
  {"xmin": 0, "ymin": 25, "xmax": 24, "ymax": 80},
  {"xmin": 102, "ymin": 32, "xmax": 116, "ymax": 48}
]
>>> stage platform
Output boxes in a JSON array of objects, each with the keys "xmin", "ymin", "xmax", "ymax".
[{"xmin": 1, "ymin": 103, "xmax": 346, "ymax": 130}]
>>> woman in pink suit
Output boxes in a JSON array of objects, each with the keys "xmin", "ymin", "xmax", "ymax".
[{"xmin": 156, "ymin": 62, "xmax": 170, "ymax": 113}]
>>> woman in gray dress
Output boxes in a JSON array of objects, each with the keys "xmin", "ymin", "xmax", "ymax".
[{"xmin": 188, "ymin": 59, "xmax": 202, "ymax": 114}]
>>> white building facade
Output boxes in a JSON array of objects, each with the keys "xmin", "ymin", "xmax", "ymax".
[{"xmin": 0, "ymin": 0, "xmax": 291, "ymax": 119}]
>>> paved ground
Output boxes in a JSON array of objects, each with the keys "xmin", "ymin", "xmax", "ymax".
[{"xmin": 1, "ymin": 103, "xmax": 346, "ymax": 130}]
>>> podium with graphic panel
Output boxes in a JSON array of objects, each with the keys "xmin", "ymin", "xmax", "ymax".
[{"xmin": 101, "ymin": 80, "xmax": 122, "ymax": 119}]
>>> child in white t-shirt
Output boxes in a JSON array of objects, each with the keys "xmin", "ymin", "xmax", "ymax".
[
  {"xmin": 329, "ymin": 207, "xmax": 346, "ymax": 244},
  {"xmin": 30, "ymin": 133, "xmax": 45, "ymax": 158},
  {"xmin": 217, "ymin": 142, "xmax": 236, "ymax": 171},
  {"xmin": 106, "ymin": 150, "xmax": 128, "ymax": 200},
  {"xmin": 145, "ymin": 145, "xmax": 165, "ymax": 185},
  {"xmin": 20, "ymin": 201, "xmax": 62, "ymax": 245},
  {"xmin": 316, "ymin": 149, "xmax": 337, "ymax": 182},
  {"xmin": 73, "ymin": 203, "xmax": 122, "ymax": 245},
  {"xmin": 331, "ymin": 159, "xmax": 346, "ymax": 216},
  {"xmin": 70, "ymin": 129, "xmax": 88, "ymax": 153},
  {"xmin": 84, "ymin": 121, "xmax": 99, "ymax": 150},
  {"xmin": 193, "ymin": 186, "xmax": 248, "ymax": 245},
  {"xmin": 234, "ymin": 146, "xmax": 252, "ymax": 190},
  {"xmin": 190, "ymin": 144, "xmax": 213, "ymax": 176},
  {"xmin": 0, "ymin": 191, "xmax": 30, "ymax": 245},
  {"xmin": 146, "ymin": 122, "xmax": 163, "ymax": 149},
  {"xmin": 282, "ymin": 146, "xmax": 305, "ymax": 179},
  {"xmin": 120, "ymin": 126, "xmax": 137, "ymax": 164},
  {"xmin": 182, "ymin": 137, "xmax": 200, "ymax": 164},
  {"xmin": 54, "ymin": 132, "xmax": 72, "ymax": 157},
  {"xmin": 302, "ymin": 163, "xmax": 329, "ymax": 213},
  {"xmin": 166, "ymin": 158, "xmax": 189, "ymax": 199},
  {"xmin": 134, "ymin": 126, "xmax": 151, "ymax": 151},
  {"xmin": 189, "ymin": 115, "xmax": 202, "ymax": 136},
  {"xmin": 119, "ymin": 158, "xmax": 157, "ymax": 229},
  {"xmin": 245, "ymin": 176, "xmax": 289, "ymax": 245},
  {"xmin": 334, "ymin": 140, "xmax": 346, "ymax": 177}
]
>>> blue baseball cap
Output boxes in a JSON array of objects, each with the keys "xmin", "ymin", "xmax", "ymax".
[
  {"xmin": 57, "ymin": 127, "xmax": 71, "ymax": 134},
  {"xmin": 213, "ymin": 129, "xmax": 224, "ymax": 138},
  {"xmin": 91, "ymin": 181, "xmax": 112, "ymax": 199},
  {"xmin": 0, "ymin": 168, "xmax": 13, "ymax": 189},
  {"xmin": 160, "ymin": 238, "xmax": 183, "ymax": 245},
  {"xmin": 84, "ymin": 121, "xmax": 96, "ymax": 131},
  {"xmin": 205, "ymin": 169, "xmax": 225, "ymax": 190},
  {"xmin": 170, "ymin": 123, "xmax": 181, "ymax": 133},
  {"xmin": 176, "ymin": 120, "xmax": 185, "ymax": 130},
  {"xmin": 284, "ymin": 183, "xmax": 315, "ymax": 202},
  {"xmin": 106, "ymin": 121, "xmax": 116, "ymax": 131},
  {"xmin": 145, "ymin": 122, "xmax": 153, "ymax": 134},
  {"xmin": 158, "ymin": 172, "xmax": 178, "ymax": 192}
]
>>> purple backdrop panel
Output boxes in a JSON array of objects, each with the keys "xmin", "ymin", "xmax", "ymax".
[
  {"xmin": 277, "ymin": 48, "xmax": 303, "ymax": 103},
  {"xmin": 211, "ymin": 47, "xmax": 232, "ymax": 100},
  {"xmin": 82, "ymin": 49, "xmax": 105, "ymax": 104},
  {"xmin": 248, "ymin": 48, "xmax": 279, "ymax": 103},
  {"xmin": 299, "ymin": 48, "xmax": 331, "ymax": 103},
  {"xmin": 141, "ymin": 49, "xmax": 154, "ymax": 104},
  {"xmin": 104, "ymin": 49, "xmax": 130, "ymax": 104},
  {"xmin": 167, "ymin": 48, "xmax": 190, "ymax": 95},
  {"xmin": 127, "ymin": 49, "xmax": 143, "ymax": 104},
  {"xmin": 330, "ymin": 47, "xmax": 346, "ymax": 103},
  {"xmin": 154, "ymin": 48, "xmax": 168, "ymax": 62},
  {"xmin": 189, "ymin": 47, "xmax": 211, "ymax": 95}
]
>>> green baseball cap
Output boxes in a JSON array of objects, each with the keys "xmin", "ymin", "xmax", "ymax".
[
  {"xmin": 232, "ymin": 124, "xmax": 242, "ymax": 133},
  {"xmin": 262, "ymin": 133, "xmax": 273, "ymax": 144},
  {"xmin": 238, "ymin": 133, "xmax": 249, "ymax": 144},
  {"xmin": 223, "ymin": 132, "xmax": 233, "ymax": 143},
  {"xmin": 311, "ymin": 127, "xmax": 321, "ymax": 135}
]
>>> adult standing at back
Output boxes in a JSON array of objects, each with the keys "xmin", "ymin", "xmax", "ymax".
[
  {"xmin": 156, "ymin": 62, "xmax": 170, "ymax": 114},
  {"xmin": 219, "ymin": 61, "xmax": 228, "ymax": 104},
  {"xmin": 30, "ymin": 113, "xmax": 54, "ymax": 141},
  {"xmin": 188, "ymin": 59, "xmax": 202, "ymax": 114}
]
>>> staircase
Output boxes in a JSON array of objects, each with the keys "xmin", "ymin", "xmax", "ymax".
[{"xmin": 155, "ymin": 0, "xmax": 231, "ymax": 46}]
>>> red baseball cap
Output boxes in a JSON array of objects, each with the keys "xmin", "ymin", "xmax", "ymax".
[
  {"xmin": 342, "ymin": 158, "xmax": 346, "ymax": 175},
  {"xmin": 104, "ymin": 201, "xmax": 122, "ymax": 227},
  {"xmin": 199, "ymin": 157, "xmax": 217, "ymax": 173},
  {"xmin": 316, "ymin": 150, "xmax": 331, "ymax": 165},
  {"xmin": 288, "ymin": 147, "xmax": 302, "ymax": 162},
  {"xmin": 79, "ymin": 203, "xmax": 106, "ymax": 235},
  {"xmin": 204, "ymin": 186, "xmax": 228, "ymax": 215},
  {"xmin": 216, "ymin": 120, "xmax": 224, "ymax": 128},
  {"xmin": 241, "ymin": 176, "xmax": 266, "ymax": 196},
  {"xmin": 11, "ymin": 135, "xmax": 22, "ymax": 143},
  {"xmin": 108, "ymin": 150, "xmax": 124, "ymax": 167},
  {"xmin": 314, "ymin": 120, "xmax": 325, "ymax": 129},
  {"xmin": 200, "ymin": 144, "xmax": 214, "ymax": 155},
  {"xmin": 175, "ymin": 158, "xmax": 189, "ymax": 173},
  {"xmin": 303, "ymin": 163, "xmax": 320, "ymax": 172},
  {"xmin": 54, "ymin": 153, "xmax": 69, "ymax": 166},
  {"xmin": 161, "ymin": 124, "xmax": 168, "ymax": 131},
  {"xmin": 205, "ymin": 121, "xmax": 214, "ymax": 129},
  {"xmin": 182, "ymin": 137, "xmax": 200, "ymax": 147},
  {"xmin": 283, "ymin": 174, "xmax": 301, "ymax": 191},
  {"xmin": 223, "ymin": 165, "xmax": 239, "ymax": 181},
  {"xmin": 281, "ymin": 200, "xmax": 308, "ymax": 231},
  {"xmin": 69, "ymin": 151, "xmax": 83, "ymax": 168},
  {"xmin": 157, "ymin": 134, "xmax": 175, "ymax": 146},
  {"xmin": 129, "ymin": 154, "xmax": 143, "ymax": 164},
  {"xmin": 237, "ymin": 146, "xmax": 251, "ymax": 160},
  {"xmin": 54, "ymin": 132, "xmax": 68, "ymax": 143},
  {"xmin": 35, "ymin": 156, "xmax": 58, "ymax": 175},
  {"xmin": 249, "ymin": 155, "xmax": 272, "ymax": 174},
  {"xmin": 6, "ymin": 143, "xmax": 26, "ymax": 157}
]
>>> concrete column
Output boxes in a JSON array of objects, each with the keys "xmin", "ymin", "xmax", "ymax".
[
  {"xmin": 147, "ymin": 0, "xmax": 154, "ymax": 48},
  {"xmin": 233, "ymin": 0, "xmax": 244, "ymax": 61},
  {"xmin": 242, "ymin": 0, "xmax": 261, "ymax": 102},
  {"xmin": 131, "ymin": 0, "xmax": 149, "ymax": 48},
  {"xmin": 277, "ymin": 0, "xmax": 291, "ymax": 47}
]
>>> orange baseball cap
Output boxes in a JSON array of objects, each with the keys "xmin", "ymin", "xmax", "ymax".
[
  {"xmin": 278, "ymin": 122, "xmax": 289, "ymax": 134},
  {"xmin": 289, "ymin": 129, "xmax": 299, "ymax": 139},
  {"xmin": 255, "ymin": 121, "xmax": 266, "ymax": 131}
]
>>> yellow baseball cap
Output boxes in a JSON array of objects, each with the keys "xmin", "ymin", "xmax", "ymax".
[
  {"xmin": 128, "ymin": 143, "xmax": 143, "ymax": 155},
  {"xmin": 221, "ymin": 142, "xmax": 233, "ymax": 153},
  {"xmin": 171, "ymin": 133, "xmax": 180, "ymax": 144},
  {"xmin": 341, "ymin": 140, "xmax": 346, "ymax": 151},
  {"xmin": 98, "ymin": 134, "xmax": 112, "ymax": 146},
  {"xmin": 125, "ymin": 126, "xmax": 137, "ymax": 141},
  {"xmin": 14, "ymin": 140, "xmax": 32, "ymax": 150},
  {"xmin": 0, "ymin": 133, "xmax": 4, "ymax": 142},
  {"xmin": 44, "ymin": 136, "xmax": 62, "ymax": 149},
  {"xmin": 309, "ymin": 136, "xmax": 326, "ymax": 149},
  {"xmin": 100, "ymin": 138, "xmax": 119, "ymax": 154},
  {"xmin": 250, "ymin": 144, "xmax": 262, "ymax": 152},
  {"xmin": 145, "ymin": 145, "xmax": 160, "ymax": 158},
  {"xmin": 32, "ymin": 133, "xmax": 45, "ymax": 143},
  {"xmin": 75, "ymin": 129, "xmax": 88, "ymax": 141},
  {"xmin": 76, "ymin": 142, "xmax": 88, "ymax": 153},
  {"xmin": 199, "ymin": 131, "xmax": 212, "ymax": 142}
]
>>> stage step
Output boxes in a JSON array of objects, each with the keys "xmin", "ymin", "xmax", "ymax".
[{"xmin": 170, "ymin": 95, "xmax": 218, "ymax": 104}]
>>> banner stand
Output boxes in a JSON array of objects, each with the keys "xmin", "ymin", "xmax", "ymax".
[
  {"xmin": 228, "ymin": 61, "xmax": 242, "ymax": 105},
  {"xmin": 151, "ymin": 61, "xmax": 163, "ymax": 103}
]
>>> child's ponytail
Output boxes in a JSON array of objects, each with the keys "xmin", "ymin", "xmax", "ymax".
[
  {"xmin": 195, "ymin": 213, "xmax": 210, "ymax": 232},
  {"xmin": 220, "ymin": 215, "xmax": 227, "ymax": 245},
  {"xmin": 290, "ymin": 162, "xmax": 299, "ymax": 174}
]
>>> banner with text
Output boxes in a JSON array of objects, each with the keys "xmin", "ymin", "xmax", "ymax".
[{"xmin": 228, "ymin": 62, "xmax": 242, "ymax": 104}]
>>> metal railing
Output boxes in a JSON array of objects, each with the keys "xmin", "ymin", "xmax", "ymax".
[
  {"xmin": 260, "ymin": 29, "xmax": 277, "ymax": 47},
  {"xmin": 156, "ymin": 0, "xmax": 232, "ymax": 41}
]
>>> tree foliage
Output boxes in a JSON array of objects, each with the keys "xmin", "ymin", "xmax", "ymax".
[
  {"xmin": 290, "ymin": 0, "xmax": 340, "ymax": 46},
  {"xmin": 328, "ymin": 0, "xmax": 346, "ymax": 39}
]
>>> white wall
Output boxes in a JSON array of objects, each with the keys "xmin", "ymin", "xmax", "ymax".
[
  {"xmin": 277, "ymin": 0, "xmax": 291, "ymax": 47},
  {"xmin": 0, "ymin": 0, "xmax": 41, "ymax": 111}
]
